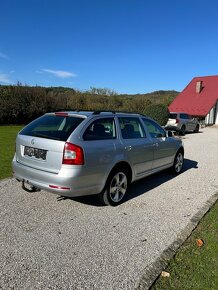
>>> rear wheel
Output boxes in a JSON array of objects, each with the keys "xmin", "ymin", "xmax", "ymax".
[
  {"xmin": 180, "ymin": 125, "xmax": 186, "ymax": 136},
  {"xmin": 171, "ymin": 151, "xmax": 184, "ymax": 174},
  {"xmin": 99, "ymin": 169, "xmax": 129, "ymax": 206},
  {"xmin": 194, "ymin": 124, "xmax": 199, "ymax": 133}
]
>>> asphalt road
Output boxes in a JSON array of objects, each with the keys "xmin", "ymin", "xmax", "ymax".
[{"xmin": 0, "ymin": 127, "xmax": 218, "ymax": 290}]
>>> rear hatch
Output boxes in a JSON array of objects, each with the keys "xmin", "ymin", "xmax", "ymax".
[
  {"xmin": 166, "ymin": 113, "xmax": 178, "ymax": 126},
  {"xmin": 16, "ymin": 113, "xmax": 85, "ymax": 173}
]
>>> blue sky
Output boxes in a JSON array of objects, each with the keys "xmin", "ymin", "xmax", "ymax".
[{"xmin": 1, "ymin": 0, "xmax": 218, "ymax": 93}]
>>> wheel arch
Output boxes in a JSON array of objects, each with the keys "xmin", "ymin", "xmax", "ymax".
[
  {"xmin": 98, "ymin": 161, "xmax": 133, "ymax": 206},
  {"xmin": 177, "ymin": 146, "xmax": 184, "ymax": 156},
  {"xmin": 107, "ymin": 161, "xmax": 133, "ymax": 185}
]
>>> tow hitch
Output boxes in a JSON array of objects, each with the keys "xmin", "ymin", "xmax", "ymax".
[{"xmin": 22, "ymin": 180, "xmax": 40, "ymax": 193}]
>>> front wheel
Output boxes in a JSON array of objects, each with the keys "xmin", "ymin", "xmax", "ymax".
[
  {"xmin": 98, "ymin": 169, "xmax": 129, "ymax": 206},
  {"xmin": 171, "ymin": 151, "xmax": 184, "ymax": 174}
]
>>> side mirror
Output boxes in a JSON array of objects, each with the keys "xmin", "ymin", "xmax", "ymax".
[{"xmin": 167, "ymin": 131, "xmax": 173, "ymax": 137}]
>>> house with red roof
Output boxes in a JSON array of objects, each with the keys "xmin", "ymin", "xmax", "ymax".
[{"xmin": 168, "ymin": 75, "xmax": 218, "ymax": 125}]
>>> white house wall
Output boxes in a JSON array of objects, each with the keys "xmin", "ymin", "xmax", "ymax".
[
  {"xmin": 205, "ymin": 102, "xmax": 218, "ymax": 125},
  {"xmin": 205, "ymin": 106, "xmax": 215, "ymax": 125},
  {"xmin": 215, "ymin": 102, "xmax": 218, "ymax": 125}
]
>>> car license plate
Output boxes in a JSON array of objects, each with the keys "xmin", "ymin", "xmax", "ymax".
[{"xmin": 24, "ymin": 146, "xmax": 47, "ymax": 160}]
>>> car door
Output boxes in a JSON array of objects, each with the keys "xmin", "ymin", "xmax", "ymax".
[
  {"xmin": 142, "ymin": 118, "xmax": 175, "ymax": 170},
  {"xmin": 81, "ymin": 117, "xmax": 118, "ymax": 188},
  {"xmin": 118, "ymin": 117, "xmax": 153, "ymax": 176},
  {"xmin": 186, "ymin": 114, "xmax": 197, "ymax": 131},
  {"xmin": 180, "ymin": 113, "xmax": 195, "ymax": 131}
]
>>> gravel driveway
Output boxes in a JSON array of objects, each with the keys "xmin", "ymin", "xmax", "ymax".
[{"xmin": 1, "ymin": 127, "xmax": 218, "ymax": 290}]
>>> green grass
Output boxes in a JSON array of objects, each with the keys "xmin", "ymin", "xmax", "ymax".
[
  {"xmin": 0, "ymin": 125, "xmax": 23, "ymax": 179},
  {"xmin": 151, "ymin": 201, "xmax": 218, "ymax": 290}
]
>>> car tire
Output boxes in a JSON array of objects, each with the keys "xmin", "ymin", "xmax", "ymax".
[
  {"xmin": 98, "ymin": 168, "xmax": 129, "ymax": 206},
  {"xmin": 194, "ymin": 124, "xmax": 199, "ymax": 133},
  {"xmin": 171, "ymin": 150, "xmax": 184, "ymax": 174},
  {"xmin": 180, "ymin": 125, "xmax": 186, "ymax": 136}
]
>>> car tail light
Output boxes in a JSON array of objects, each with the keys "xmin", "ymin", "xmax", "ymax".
[
  {"xmin": 62, "ymin": 142, "xmax": 84, "ymax": 165},
  {"xmin": 176, "ymin": 118, "xmax": 179, "ymax": 123}
]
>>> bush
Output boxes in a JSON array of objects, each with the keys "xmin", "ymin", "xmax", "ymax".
[
  {"xmin": 143, "ymin": 103, "xmax": 169, "ymax": 125},
  {"xmin": 0, "ymin": 84, "xmax": 177, "ymax": 125}
]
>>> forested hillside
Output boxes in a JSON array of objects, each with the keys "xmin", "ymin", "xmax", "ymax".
[{"xmin": 0, "ymin": 84, "xmax": 179, "ymax": 125}]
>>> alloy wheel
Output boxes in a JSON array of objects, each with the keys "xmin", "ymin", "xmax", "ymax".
[
  {"xmin": 109, "ymin": 172, "xmax": 128, "ymax": 203},
  {"xmin": 175, "ymin": 152, "xmax": 183, "ymax": 173}
]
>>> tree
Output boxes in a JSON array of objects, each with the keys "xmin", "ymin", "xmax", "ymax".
[
  {"xmin": 0, "ymin": 85, "xmax": 175, "ymax": 125},
  {"xmin": 88, "ymin": 87, "xmax": 117, "ymax": 96}
]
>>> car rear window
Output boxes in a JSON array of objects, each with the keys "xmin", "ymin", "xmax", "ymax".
[
  {"xmin": 169, "ymin": 113, "xmax": 177, "ymax": 119},
  {"xmin": 20, "ymin": 114, "xmax": 84, "ymax": 141}
]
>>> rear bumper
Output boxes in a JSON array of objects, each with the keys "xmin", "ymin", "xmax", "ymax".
[
  {"xmin": 165, "ymin": 125, "xmax": 180, "ymax": 132},
  {"xmin": 12, "ymin": 158, "xmax": 104, "ymax": 197}
]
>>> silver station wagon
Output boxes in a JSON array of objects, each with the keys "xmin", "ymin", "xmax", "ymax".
[{"xmin": 13, "ymin": 111, "xmax": 184, "ymax": 205}]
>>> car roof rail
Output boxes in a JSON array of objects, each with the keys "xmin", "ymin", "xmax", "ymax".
[
  {"xmin": 50, "ymin": 109, "xmax": 146, "ymax": 117},
  {"xmin": 92, "ymin": 110, "xmax": 116, "ymax": 115},
  {"xmin": 116, "ymin": 111, "xmax": 147, "ymax": 117},
  {"xmin": 92, "ymin": 110, "xmax": 146, "ymax": 116}
]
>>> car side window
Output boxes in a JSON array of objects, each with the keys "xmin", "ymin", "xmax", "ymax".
[
  {"xmin": 118, "ymin": 117, "xmax": 146, "ymax": 139},
  {"xmin": 142, "ymin": 118, "xmax": 166, "ymax": 138},
  {"xmin": 83, "ymin": 118, "xmax": 116, "ymax": 140},
  {"xmin": 180, "ymin": 113, "xmax": 188, "ymax": 119}
]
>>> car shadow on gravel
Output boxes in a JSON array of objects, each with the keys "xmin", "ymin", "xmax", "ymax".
[
  {"xmin": 173, "ymin": 130, "xmax": 203, "ymax": 136},
  {"xmin": 184, "ymin": 131, "xmax": 203, "ymax": 136},
  {"xmin": 57, "ymin": 158, "xmax": 198, "ymax": 207},
  {"xmin": 124, "ymin": 158, "xmax": 198, "ymax": 203}
]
